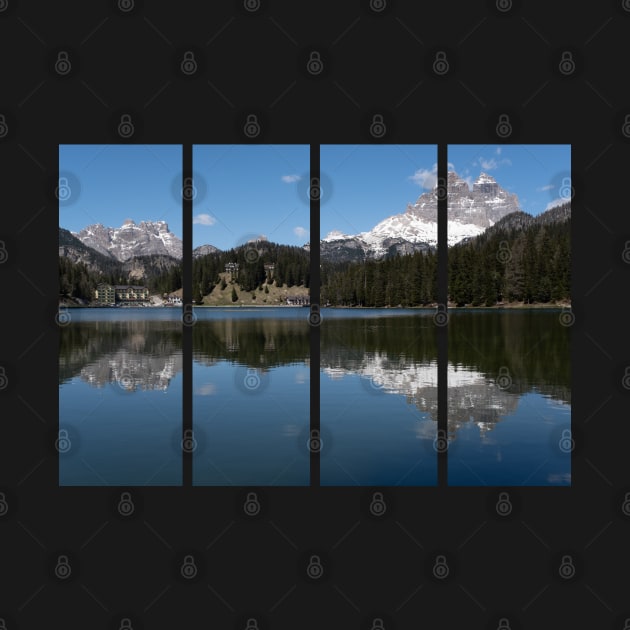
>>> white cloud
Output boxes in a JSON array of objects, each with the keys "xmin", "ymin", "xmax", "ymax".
[
  {"xmin": 294, "ymin": 226, "xmax": 309, "ymax": 239},
  {"xmin": 281, "ymin": 174, "xmax": 301, "ymax": 183},
  {"xmin": 496, "ymin": 147, "xmax": 502, "ymax": 155},
  {"xmin": 478, "ymin": 156, "xmax": 512, "ymax": 170},
  {"xmin": 479, "ymin": 157, "xmax": 498, "ymax": 170},
  {"xmin": 193, "ymin": 213, "xmax": 216, "ymax": 226},
  {"xmin": 409, "ymin": 163, "xmax": 438, "ymax": 189},
  {"xmin": 545, "ymin": 198, "xmax": 567, "ymax": 210},
  {"xmin": 536, "ymin": 184, "xmax": 554, "ymax": 192}
]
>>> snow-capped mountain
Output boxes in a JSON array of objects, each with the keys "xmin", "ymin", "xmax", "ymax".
[
  {"xmin": 71, "ymin": 219, "xmax": 182, "ymax": 261},
  {"xmin": 321, "ymin": 172, "xmax": 521, "ymax": 262}
]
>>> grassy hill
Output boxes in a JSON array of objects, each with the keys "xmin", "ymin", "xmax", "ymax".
[{"xmin": 198, "ymin": 272, "xmax": 309, "ymax": 306}]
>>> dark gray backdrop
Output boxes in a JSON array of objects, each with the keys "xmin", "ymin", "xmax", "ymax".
[{"xmin": 0, "ymin": 0, "xmax": 628, "ymax": 628}]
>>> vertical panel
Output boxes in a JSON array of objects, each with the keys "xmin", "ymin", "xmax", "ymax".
[
  {"xmin": 319, "ymin": 145, "xmax": 439, "ymax": 486},
  {"xmin": 446, "ymin": 144, "xmax": 572, "ymax": 486},
  {"xmin": 191, "ymin": 145, "xmax": 311, "ymax": 486},
  {"xmin": 58, "ymin": 145, "xmax": 184, "ymax": 485}
]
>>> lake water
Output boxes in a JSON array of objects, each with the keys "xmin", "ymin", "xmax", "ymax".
[
  {"xmin": 59, "ymin": 308, "xmax": 183, "ymax": 485},
  {"xmin": 59, "ymin": 307, "xmax": 570, "ymax": 487},
  {"xmin": 446, "ymin": 309, "xmax": 571, "ymax": 486},
  {"xmin": 192, "ymin": 308, "xmax": 310, "ymax": 486},
  {"xmin": 320, "ymin": 309, "xmax": 438, "ymax": 486},
  {"xmin": 320, "ymin": 308, "xmax": 570, "ymax": 486}
]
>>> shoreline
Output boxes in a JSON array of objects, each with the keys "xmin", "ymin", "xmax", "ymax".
[
  {"xmin": 58, "ymin": 302, "xmax": 310, "ymax": 309},
  {"xmin": 319, "ymin": 302, "xmax": 571, "ymax": 309},
  {"xmin": 59, "ymin": 302, "xmax": 571, "ymax": 310}
]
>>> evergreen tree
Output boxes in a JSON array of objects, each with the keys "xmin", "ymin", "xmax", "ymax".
[{"xmin": 504, "ymin": 233, "xmax": 525, "ymax": 302}]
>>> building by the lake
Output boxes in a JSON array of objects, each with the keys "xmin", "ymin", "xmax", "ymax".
[
  {"xmin": 95, "ymin": 284, "xmax": 150, "ymax": 305},
  {"xmin": 285, "ymin": 295, "xmax": 310, "ymax": 306},
  {"xmin": 163, "ymin": 293, "xmax": 182, "ymax": 305}
]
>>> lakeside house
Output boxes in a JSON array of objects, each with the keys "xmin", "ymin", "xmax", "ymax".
[
  {"xmin": 163, "ymin": 293, "xmax": 182, "ymax": 305},
  {"xmin": 285, "ymin": 295, "xmax": 310, "ymax": 306}
]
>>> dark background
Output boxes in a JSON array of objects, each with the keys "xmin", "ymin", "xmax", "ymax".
[{"xmin": 1, "ymin": 0, "xmax": 628, "ymax": 628}]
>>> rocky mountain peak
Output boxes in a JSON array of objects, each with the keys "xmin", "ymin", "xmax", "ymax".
[
  {"xmin": 448, "ymin": 170, "xmax": 471, "ymax": 191},
  {"xmin": 71, "ymin": 220, "xmax": 182, "ymax": 261},
  {"xmin": 320, "ymin": 171, "xmax": 522, "ymax": 262},
  {"xmin": 447, "ymin": 170, "xmax": 520, "ymax": 228}
]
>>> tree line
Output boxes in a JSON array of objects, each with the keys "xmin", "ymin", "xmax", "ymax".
[
  {"xmin": 321, "ymin": 209, "xmax": 570, "ymax": 307},
  {"xmin": 60, "ymin": 209, "xmax": 570, "ymax": 307},
  {"xmin": 321, "ymin": 250, "xmax": 438, "ymax": 307},
  {"xmin": 59, "ymin": 241, "xmax": 311, "ymax": 302},
  {"xmin": 448, "ymin": 209, "xmax": 570, "ymax": 306}
]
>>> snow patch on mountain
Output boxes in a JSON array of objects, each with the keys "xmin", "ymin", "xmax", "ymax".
[{"xmin": 323, "ymin": 230, "xmax": 352, "ymax": 242}]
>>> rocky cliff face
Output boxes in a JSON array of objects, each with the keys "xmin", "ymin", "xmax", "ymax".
[
  {"xmin": 59, "ymin": 227, "xmax": 119, "ymax": 270},
  {"xmin": 444, "ymin": 171, "xmax": 521, "ymax": 226},
  {"xmin": 396, "ymin": 171, "xmax": 521, "ymax": 242},
  {"xmin": 72, "ymin": 219, "xmax": 183, "ymax": 261}
]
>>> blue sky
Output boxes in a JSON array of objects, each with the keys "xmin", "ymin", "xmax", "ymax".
[
  {"xmin": 59, "ymin": 144, "xmax": 570, "ymax": 248},
  {"xmin": 193, "ymin": 145, "xmax": 309, "ymax": 250},
  {"xmin": 59, "ymin": 145, "xmax": 183, "ymax": 237},
  {"xmin": 448, "ymin": 144, "xmax": 571, "ymax": 216},
  {"xmin": 320, "ymin": 145, "xmax": 438, "ymax": 238}
]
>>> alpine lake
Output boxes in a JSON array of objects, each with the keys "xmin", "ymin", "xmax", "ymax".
[{"xmin": 59, "ymin": 307, "xmax": 570, "ymax": 486}]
